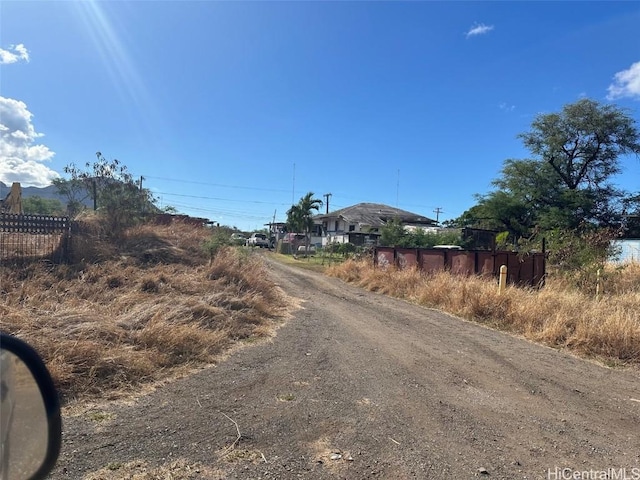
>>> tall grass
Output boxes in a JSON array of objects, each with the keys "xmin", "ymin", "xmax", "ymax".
[
  {"xmin": 327, "ymin": 260, "xmax": 640, "ymax": 365},
  {"xmin": 0, "ymin": 222, "xmax": 288, "ymax": 404}
]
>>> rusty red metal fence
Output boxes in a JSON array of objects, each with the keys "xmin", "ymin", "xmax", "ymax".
[
  {"xmin": 0, "ymin": 214, "xmax": 71, "ymax": 264},
  {"xmin": 374, "ymin": 247, "xmax": 545, "ymax": 287}
]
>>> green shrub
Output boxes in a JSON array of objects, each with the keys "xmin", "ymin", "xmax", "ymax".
[{"xmin": 203, "ymin": 231, "xmax": 231, "ymax": 262}]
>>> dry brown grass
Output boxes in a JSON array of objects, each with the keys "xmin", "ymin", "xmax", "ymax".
[
  {"xmin": 327, "ymin": 259, "xmax": 640, "ymax": 366},
  {"xmin": 0, "ymin": 222, "xmax": 289, "ymax": 405}
]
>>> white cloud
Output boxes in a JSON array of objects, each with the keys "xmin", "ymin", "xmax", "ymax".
[
  {"xmin": 607, "ymin": 61, "xmax": 640, "ymax": 100},
  {"xmin": 0, "ymin": 97, "xmax": 59, "ymax": 187},
  {"xmin": 0, "ymin": 44, "xmax": 30, "ymax": 64},
  {"xmin": 499, "ymin": 102, "xmax": 515, "ymax": 112},
  {"xmin": 466, "ymin": 23, "xmax": 494, "ymax": 38}
]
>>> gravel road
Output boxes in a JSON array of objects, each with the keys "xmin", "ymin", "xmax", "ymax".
[{"xmin": 50, "ymin": 256, "xmax": 640, "ymax": 479}]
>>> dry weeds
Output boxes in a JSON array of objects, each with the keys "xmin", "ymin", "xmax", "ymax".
[
  {"xmin": 327, "ymin": 260, "xmax": 640, "ymax": 366},
  {"xmin": 0, "ymin": 222, "xmax": 288, "ymax": 405}
]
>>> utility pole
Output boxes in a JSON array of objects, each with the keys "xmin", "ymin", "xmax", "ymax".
[
  {"xmin": 433, "ymin": 207, "xmax": 443, "ymax": 224},
  {"xmin": 139, "ymin": 176, "xmax": 145, "ymax": 214},
  {"xmin": 323, "ymin": 193, "xmax": 332, "ymax": 214},
  {"xmin": 271, "ymin": 210, "xmax": 277, "ymax": 249},
  {"xmin": 92, "ymin": 179, "xmax": 97, "ymax": 211}
]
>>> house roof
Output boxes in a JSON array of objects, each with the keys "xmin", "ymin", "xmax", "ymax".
[{"xmin": 314, "ymin": 203, "xmax": 436, "ymax": 227}]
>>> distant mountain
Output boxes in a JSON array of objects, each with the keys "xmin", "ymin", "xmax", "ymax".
[
  {"xmin": 1, "ymin": 181, "xmax": 162, "ymax": 215},
  {"xmin": 1, "ymin": 181, "xmax": 58, "ymax": 200},
  {"xmin": 0, "ymin": 181, "xmax": 93, "ymax": 208}
]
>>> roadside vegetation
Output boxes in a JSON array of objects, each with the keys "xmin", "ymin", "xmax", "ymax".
[
  {"xmin": 0, "ymin": 218, "xmax": 290, "ymax": 406},
  {"xmin": 2, "ymin": 154, "xmax": 291, "ymax": 407},
  {"xmin": 323, "ymin": 99, "xmax": 640, "ymax": 367},
  {"xmin": 4, "ymin": 96, "xmax": 640, "ymax": 408},
  {"xmin": 327, "ymin": 259, "xmax": 640, "ymax": 366}
]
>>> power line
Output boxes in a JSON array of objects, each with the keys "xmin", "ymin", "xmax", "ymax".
[
  {"xmin": 142, "ymin": 175, "xmax": 291, "ymax": 194},
  {"xmin": 166, "ymin": 202, "xmax": 278, "ymax": 222},
  {"xmin": 166, "ymin": 200, "xmax": 268, "ymax": 215},
  {"xmin": 144, "ymin": 176, "xmax": 444, "ymax": 226},
  {"xmin": 161, "ymin": 195, "xmax": 289, "ymax": 220},
  {"xmin": 155, "ymin": 191, "xmax": 291, "ymax": 207},
  {"xmin": 142, "ymin": 175, "xmax": 444, "ymax": 214},
  {"xmin": 318, "ymin": 191, "xmax": 443, "ymax": 211},
  {"xmin": 167, "ymin": 204, "xmax": 268, "ymax": 221},
  {"xmin": 147, "ymin": 178, "xmax": 441, "ymax": 212}
]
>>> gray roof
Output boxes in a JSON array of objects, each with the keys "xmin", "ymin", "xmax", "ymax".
[{"xmin": 315, "ymin": 203, "xmax": 436, "ymax": 227}]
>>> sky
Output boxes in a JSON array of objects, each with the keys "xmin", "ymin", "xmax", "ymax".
[{"xmin": 1, "ymin": 1, "xmax": 639, "ymax": 231}]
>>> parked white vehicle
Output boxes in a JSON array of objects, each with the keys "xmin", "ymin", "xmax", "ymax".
[{"xmin": 246, "ymin": 233, "xmax": 270, "ymax": 248}]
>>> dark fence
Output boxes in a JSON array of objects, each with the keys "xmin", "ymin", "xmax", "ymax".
[
  {"xmin": 374, "ymin": 247, "xmax": 545, "ymax": 287},
  {"xmin": 0, "ymin": 214, "xmax": 71, "ymax": 264}
]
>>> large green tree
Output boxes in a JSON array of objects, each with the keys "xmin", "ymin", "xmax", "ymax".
[
  {"xmin": 520, "ymin": 99, "xmax": 639, "ymax": 191},
  {"xmin": 455, "ymin": 189, "xmax": 535, "ymax": 240},
  {"xmin": 52, "ymin": 177, "xmax": 90, "ymax": 217},
  {"xmin": 452, "ymin": 99, "xmax": 640, "ymax": 243},
  {"xmin": 63, "ymin": 152, "xmax": 157, "ymax": 236},
  {"xmin": 286, "ymin": 192, "xmax": 322, "ymax": 254}
]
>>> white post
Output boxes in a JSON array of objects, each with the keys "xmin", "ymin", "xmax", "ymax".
[{"xmin": 498, "ymin": 265, "xmax": 507, "ymax": 294}]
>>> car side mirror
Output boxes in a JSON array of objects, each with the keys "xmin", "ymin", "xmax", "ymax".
[{"xmin": 0, "ymin": 333, "xmax": 62, "ymax": 480}]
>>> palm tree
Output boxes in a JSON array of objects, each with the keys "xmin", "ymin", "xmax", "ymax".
[
  {"xmin": 286, "ymin": 192, "xmax": 323, "ymax": 255},
  {"xmin": 286, "ymin": 203, "xmax": 304, "ymax": 254}
]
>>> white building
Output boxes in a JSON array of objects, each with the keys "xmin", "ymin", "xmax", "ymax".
[{"xmin": 313, "ymin": 203, "xmax": 437, "ymax": 247}]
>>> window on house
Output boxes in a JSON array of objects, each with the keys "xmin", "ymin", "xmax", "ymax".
[
  {"xmin": 349, "ymin": 224, "xmax": 355, "ymax": 232},
  {"xmin": 334, "ymin": 221, "xmax": 339, "ymax": 231}
]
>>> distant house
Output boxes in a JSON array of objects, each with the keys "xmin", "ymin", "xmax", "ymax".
[{"xmin": 313, "ymin": 202, "xmax": 438, "ymax": 246}]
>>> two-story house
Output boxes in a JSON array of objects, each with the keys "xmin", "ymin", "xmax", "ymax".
[{"xmin": 313, "ymin": 202, "xmax": 437, "ymax": 246}]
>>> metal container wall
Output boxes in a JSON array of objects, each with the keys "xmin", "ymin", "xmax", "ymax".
[{"xmin": 375, "ymin": 246, "xmax": 546, "ymax": 287}]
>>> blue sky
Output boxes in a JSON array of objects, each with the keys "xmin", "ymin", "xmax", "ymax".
[{"xmin": 1, "ymin": 1, "xmax": 639, "ymax": 231}]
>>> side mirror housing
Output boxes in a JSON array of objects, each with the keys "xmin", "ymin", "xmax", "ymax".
[{"xmin": 1, "ymin": 333, "xmax": 62, "ymax": 480}]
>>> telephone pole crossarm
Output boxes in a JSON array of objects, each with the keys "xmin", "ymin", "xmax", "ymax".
[
  {"xmin": 433, "ymin": 207, "xmax": 443, "ymax": 224},
  {"xmin": 323, "ymin": 193, "xmax": 332, "ymax": 214}
]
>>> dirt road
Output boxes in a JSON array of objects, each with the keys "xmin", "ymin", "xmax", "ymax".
[{"xmin": 50, "ymin": 257, "xmax": 640, "ymax": 479}]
